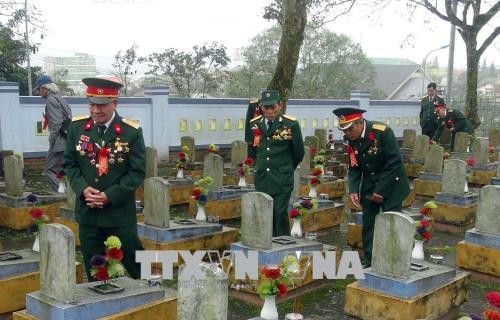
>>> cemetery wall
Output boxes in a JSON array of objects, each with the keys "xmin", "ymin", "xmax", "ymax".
[{"xmin": 0, "ymin": 83, "xmax": 421, "ymax": 168}]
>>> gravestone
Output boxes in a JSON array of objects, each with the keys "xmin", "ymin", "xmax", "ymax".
[
  {"xmin": 203, "ymin": 154, "xmax": 223, "ymax": 191},
  {"xmin": 67, "ymin": 182, "xmax": 76, "ymax": 210},
  {"xmin": 441, "ymin": 159, "xmax": 467, "ymax": 196},
  {"xmin": 402, "ymin": 129, "xmax": 416, "ymax": 149},
  {"xmin": 4, "ymin": 155, "xmax": 23, "ymax": 197},
  {"xmin": 472, "ymin": 137, "xmax": 490, "ymax": 165},
  {"xmin": 299, "ymin": 146, "xmax": 311, "ymax": 177},
  {"xmin": 0, "ymin": 150, "xmax": 14, "ymax": 176},
  {"xmin": 240, "ymin": 192, "xmax": 273, "ymax": 249},
  {"xmin": 177, "ymin": 262, "xmax": 228, "ymax": 320},
  {"xmin": 230, "ymin": 140, "xmax": 247, "ymax": 168},
  {"xmin": 475, "ymin": 185, "xmax": 500, "ymax": 236},
  {"xmin": 144, "ymin": 177, "xmax": 170, "ymax": 228},
  {"xmin": 371, "ymin": 212, "xmax": 415, "ymax": 279},
  {"xmin": 291, "ymin": 168, "xmax": 300, "ymax": 202},
  {"xmin": 412, "ymin": 135, "xmax": 429, "ymax": 162},
  {"xmin": 439, "ymin": 127, "xmax": 452, "ymax": 146},
  {"xmin": 304, "ymin": 136, "xmax": 319, "ymax": 153},
  {"xmin": 314, "ymin": 128, "xmax": 327, "ymax": 150},
  {"xmin": 39, "ymin": 223, "xmax": 76, "ymax": 303},
  {"xmin": 423, "ymin": 145, "xmax": 444, "ymax": 174},
  {"xmin": 181, "ymin": 136, "xmax": 195, "ymax": 163},
  {"xmin": 454, "ymin": 132, "xmax": 471, "ymax": 153},
  {"xmin": 145, "ymin": 146, "xmax": 158, "ymax": 179},
  {"xmin": 489, "ymin": 129, "xmax": 500, "ymax": 149}
]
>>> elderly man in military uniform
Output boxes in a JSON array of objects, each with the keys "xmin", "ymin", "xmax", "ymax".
[
  {"xmin": 420, "ymin": 82, "xmax": 445, "ymax": 138},
  {"xmin": 432, "ymin": 103, "xmax": 474, "ymax": 151},
  {"xmin": 334, "ymin": 107, "xmax": 410, "ymax": 267},
  {"xmin": 248, "ymin": 90, "xmax": 305, "ymax": 236},
  {"xmin": 63, "ymin": 77, "xmax": 145, "ymax": 280}
]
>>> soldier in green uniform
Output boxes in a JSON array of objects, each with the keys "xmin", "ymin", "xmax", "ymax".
[
  {"xmin": 420, "ymin": 82, "xmax": 445, "ymax": 138},
  {"xmin": 432, "ymin": 103, "xmax": 474, "ymax": 151},
  {"xmin": 63, "ymin": 77, "xmax": 145, "ymax": 280},
  {"xmin": 333, "ymin": 107, "xmax": 410, "ymax": 267},
  {"xmin": 248, "ymin": 90, "xmax": 305, "ymax": 236},
  {"xmin": 245, "ymin": 98, "xmax": 261, "ymax": 154}
]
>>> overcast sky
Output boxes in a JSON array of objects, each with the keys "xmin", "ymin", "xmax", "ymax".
[{"xmin": 28, "ymin": 0, "xmax": 499, "ymax": 74}]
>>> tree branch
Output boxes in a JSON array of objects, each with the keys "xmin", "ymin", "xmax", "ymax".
[
  {"xmin": 474, "ymin": 0, "xmax": 500, "ymax": 29},
  {"xmin": 477, "ymin": 26, "xmax": 500, "ymax": 57}
]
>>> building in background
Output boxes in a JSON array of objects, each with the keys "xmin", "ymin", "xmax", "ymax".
[{"xmin": 43, "ymin": 53, "xmax": 97, "ymax": 95}]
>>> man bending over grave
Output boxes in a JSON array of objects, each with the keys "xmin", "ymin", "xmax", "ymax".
[
  {"xmin": 333, "ymin": 107, "xmax": 410, "ymax": 267},
  {"xmin": 247, "ymin": 90, "xmax": 305, "ymax": 236},
  {"xmin": 63, "ymin": 77, "xmax": 145, "ymax": 280}
]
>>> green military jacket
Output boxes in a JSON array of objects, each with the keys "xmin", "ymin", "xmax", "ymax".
[
  {"xmin": 63, "ymin": 113, "xmax": 146, "ymax": 227},
  {"xmin": 420, "ymin": 94, "xmax": 444, "ymax": 134},
  {"xmin": 248, "ymin": 114, "xmax": 305, "ymax": 195},
  {"xmin": 432, "ymin": 109, "xmax": 475, "ymax": 142},
  {"xmin": 346, "ymin": 121, "xmax": 410, "ymax": 209}
]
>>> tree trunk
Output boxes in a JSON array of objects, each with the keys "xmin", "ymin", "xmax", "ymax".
[
  {"xmin": 464, "ymin": 34, "xmax": 481, "ymax": 129},
  {"xmin": 267, "ymin": 0, "xmax": 308, "ymax": 105}
]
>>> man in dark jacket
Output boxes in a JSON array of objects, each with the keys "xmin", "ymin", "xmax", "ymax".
[
  {"xmin": 334, "ymin": 107, "xmax": 410, "ymax": 267},
  {"xmin": 432, "ymin": 103, "xmax": 474, "ymax": 151},
  {"xmin": 63, "ymin": 77, "xmax": 145, "ymax": 279},
  {"xmin": 419, "ymin": 82, "xmax": 444, "ymax": 138}
]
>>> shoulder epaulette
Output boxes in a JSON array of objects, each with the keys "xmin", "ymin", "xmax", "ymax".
[
  {"xmin": 283, "ymin": 114, "xmax": 297, "ymax": 121},
  {"xmin": 448, "ymin": 109, "xmax": 454, "ymax": 112},
  {"xmin": 249, "ymin": 98, "xmax": 259, "ymax": 104},
  {"xmin": 250, "ymin": 115, "xmax": 263, "ymax": 123},
  {"xmin": 372, "ymin": 124, "xmax": 386, "ymax": 131},
  {"xmin": 72, "ymin": 115, "xmax": 90, "ymax": 122},
  {"xmin": 421, "ymin": 95, "xmax": 428, "ymax": 99},
  {"xmin": 122, "ymin": 118, "xmax": 140, "ymax": 129}
]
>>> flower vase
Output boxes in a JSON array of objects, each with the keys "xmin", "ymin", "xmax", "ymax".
[
  {"xmin": 464, "ymin": 182, "xmax": 469, "ymax": 193},
  {"xmin": 32, "ymin": 233, "xmax": 40, "ymax": 252},
  {"xmin": 195, "ymin": 205, "xmax": 207, "ymax": 221},
  {"xmin": 290, "ymin": 218, "xmax": 302, "ymax": 238},
  {"xmin": 260, "ymin": 295, "xmax": 278, "ymax": 320},
  {"xmin": 57, "ymin": 180, "xmax": 66, "ymax": 193},
  {"xmin": 176, "ymin": 168, "xmax": 184, "ymax": 179},
  {"xmin": 308, "ymin": 185, "xmax": 318, "ymax": 198},
  {"xmin": 238, "ymin": 176, "xmax": 247, "ymax": 187},
  {"xmin": 411, "ymin": 239, "xmax": 425, "ymax": 260}
]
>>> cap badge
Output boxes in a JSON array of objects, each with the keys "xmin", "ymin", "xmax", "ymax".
[
  {"xmin": 266, "ymin": 93, "xmax": 270, "ymax": 97},
  {"xmin": 97, "ymin": 88, "xmax": 104, "ymax": 94},
  {"xmin": 339, "ymin": 115, "xmax": 345, "ymax": 122}
]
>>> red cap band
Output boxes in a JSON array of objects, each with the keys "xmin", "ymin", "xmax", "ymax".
[
  {"xmin": 338, "ymin": 112, "xmax": 363, "ymax": 125},
  {"xmin": 86, "ymin": 86, "xmax": 119, "ymax": 97}
]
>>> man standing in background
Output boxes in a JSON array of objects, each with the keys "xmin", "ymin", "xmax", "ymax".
[{"xmin": 419, "ymin": 82, "xmax": 444, "ymax": 139}]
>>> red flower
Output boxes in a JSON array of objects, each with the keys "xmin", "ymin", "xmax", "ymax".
[
  {"xmin": 422, "ymin": 231, "xmax": 431, "ymax": 241},
  {"xmin": 466, "ymin": 158, "xmax": 475, "ymax": 167},
  {"xmin": 289, "ymin": 208, "xmax": 300, "ymax": 218},
  {"xmin": 238, "ymin": 167, "xmax": 245, "ymax": 177},
  {"xmin": 30, "ymin": 208, "xmax": 44, "ymax": 219},
  {"xmin": 262, "ymin": 266, "xmax": 281, "ymax": 279},
  {"xmin": 56, "ymin": 171, "xmax": 65, "ymax": 180},
  {"xmin": 311, "ymin": 167, "xmax": 322, "ymax": 176},
  {"xmin": 178, "ymin": 152, "xmax": 186, "ymax": 159},
  {"xmin": 84, "ymin": 120, "xmax": 93, "ymax": 131},
  {"xmin": 309, "ymin": 177, "xmax": 320, "ymax": 186},
  {"xmin": 486, "ymin": 291, "xmax": 500, "ymax": 308},
  {"xmin": 243, "ymin": 157, "xmax": 255, "ymax": 166},
  {"xmin": 94, "ymin": 266, "xmax": 110, "ymax": 281},
  {"xmin": 368, "ymin": 131, "xmax": 375, "ymax": 141},
  {"xmin": 344, "ymin": 145, "xmax": 354, "ymax": 154},
  {"xmin": 106, "ymin": 247, "xmax": 124, "ymax": 261},
  {"xmin": 483, "ymin": 309, "xmax": 500, "ymax": 320},
  {"xmin": 191, "ymin": 188, "xmax": 201, "ymax": 199},
  {"xmin": 420, "ymin": 219, "xmax": 430, "ymax": 228},
  {"xmin": 277, "ymin": 283, "xmax": 288, "ymax": 296},
  {"xmin": 420, "ymin": 207, "xmax": 431, "ymax": 216},
  {"xmin": 113, "ymin": 123, "xmax": 122, "ymax": 135}
]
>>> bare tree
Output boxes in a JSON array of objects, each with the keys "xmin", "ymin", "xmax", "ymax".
[
  {"xmin": 113, "ymin": 44, "xmax": 138, "ymax": 96},
  {"xmin": 408, "ymin": 0, "xmax": 500, "ymax": 128}
]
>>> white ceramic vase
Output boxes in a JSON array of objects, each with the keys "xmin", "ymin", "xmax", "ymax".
[
  {"xmin": 290, "ymin": 218, "xmax": 302, "ymax": 238},
  {"xmin": 238, "ymin": 176, "xmax": 247, "ymax": 187},
  {"xmin": 308, "ymin": 185, "xmax": 317, "ymax": 198},
  {"xmin": 260, "ymin": 295, "xmax": 278, "ymax": 320},
  {"xmin": 176, "ymin": 168, "xmax": 184, "ymax": 179},
  {"xmin": 195, "ymin": 205, "xmax": 207, "ymax": 221},
  {"xmin": 411, "ymin": 239, "xmax": 425, "ymax": 260},
  {"xmin": 57, "ymin": 180, "xmax": 66, "ymax": 193},
  {"xmin": 32, "ymin": 233, "xmax": 40, "ymax": 252}
]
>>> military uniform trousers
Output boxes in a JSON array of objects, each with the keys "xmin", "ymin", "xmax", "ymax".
[{"xmin": 269, "ymin": 191, "xmax": 292, "ymax": 237}]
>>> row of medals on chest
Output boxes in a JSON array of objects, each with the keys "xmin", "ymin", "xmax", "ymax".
[
  {"xmin": 76, "ymin": 136, "xmax": 129, "ymax": 166},
  {"xmin": 351, "ymin": 139, "xmax": 379, "ymax": 155}
]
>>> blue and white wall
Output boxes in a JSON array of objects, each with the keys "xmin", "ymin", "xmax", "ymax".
[{"xmin": 0, "ymin": 83, "xmax": 421, "ymax": 161}]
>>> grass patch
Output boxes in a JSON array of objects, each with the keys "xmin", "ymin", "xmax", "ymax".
[{"xmin": 469, "ymin": 280, "xmax": 500, "ymax": 291}]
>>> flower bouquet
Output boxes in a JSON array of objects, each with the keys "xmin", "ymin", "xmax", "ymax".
[
  {"xmin": 176, "ymin": 146, "xmax": 189, "ymax": 178},
  {"xmin": 412, "ymin": 218, "xmax": 431, "ymax": 260},
  {"xmin": 465, "ymin": 158, "xmax": 475, "ymax": 192},
  {"xmin": 208, "ymin": 143, "xmax": 220, "ymax": 155},
  {"xmin": 237, "ymin": 157, "xmax": 254, "ymax": 187},
  {"xmin": 289, "ymin": 197, "xmax": 319, "ymax": 238},
  {"xmin": 327, "ymin": 129, "xmax": 335, "ymax": 150},
  {"xmin": 419, "ymin": 200, "xmax": 437, "ymax": 216},
  {"xmin": 27, "ymin": 194, "xmax": 49, "ymax": 252},
  {"xmin": 459, "ymin": 291, "xmax": 500, "ymax": 320},
  {"xmin": 257, "ymin": 256, "xmax": 299, "ymax": 319},
  {"xmin": 89, "ymin": 235, "xmax": 126, "ymax": 294},
  {"xmin": 191, "ymin": 176, "xmax": 213, "ymax": 221}
]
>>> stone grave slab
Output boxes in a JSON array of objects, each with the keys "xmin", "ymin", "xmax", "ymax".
[{"xmin": 137, "ymin": 220, "xmax": 223, "ymax": 242}]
